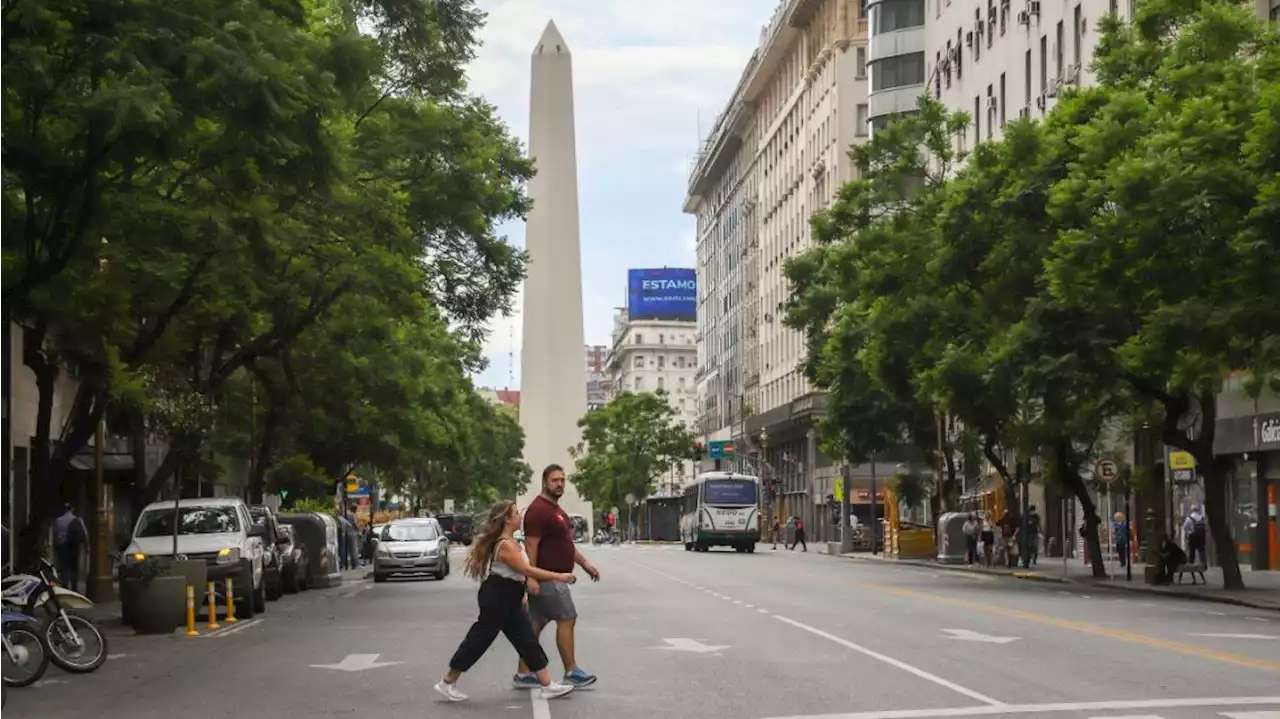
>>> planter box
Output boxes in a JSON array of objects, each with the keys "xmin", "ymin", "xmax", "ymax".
[
  {"xmin": 120, "ymin": 575, "xmax": 187, "ymax": 635},
  {"xmin": 173, "ymin": 560, "xmax": 208, "ymax": 610}
]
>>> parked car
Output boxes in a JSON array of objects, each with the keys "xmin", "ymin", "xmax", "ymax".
[
  {"xmin": 276, "ymin": 525, "xmax": 309, "ymax": 593},
  {"xmin": 374, "ymin": 518, "xmax": 450, "ymax": 583},
  {"xmin": 278, "ymin": 513, "xmax": 342, "ymax": 588},
  {"xmin": 249, "ymin": 506, "xmax": 286, "ymax": 601},
  {"xmin": 123, "ymin": 497, "xmax": 268, "ymax": 618},
  {"xmin": 434, "ymin": 514, "xmax": 474, "ymax": 545}
]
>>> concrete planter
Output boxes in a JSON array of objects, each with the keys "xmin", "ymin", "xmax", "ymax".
[{"xmin": 120, "ymin": 575, "xmax": 186, "ymax": 635}]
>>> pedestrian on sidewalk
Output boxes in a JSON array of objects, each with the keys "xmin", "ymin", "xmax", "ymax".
[
  {"xmin": 771, "ymin": 518, "xmax": 781, "ymax": 550},
  {"xmin": 980, "ymin": 518, "xmax": 995, "ymax": 567},
  {"xmin": 962, "ymin": 514, "xmax": 980, "ymax": 565},
  {"xmin": 1113, "ymin": 512, "xmax": 1130, "ymax": 568},
  {"xmin": 789, "ymin": 516, "xmax": 807, "ymax": 552},
  {"xmin": 1182, "ymin": 506, "xmax": 1207, "ymax": 566},
  {"xmin": 1022, "ymin": 505, "xmax": 1041, "ymax": 568},
  {"xmin": 53, "ymin": 504, "xmax": 88, "ymax": 592},
  {"xmin": 997, "ymin": 510, "xmax": 1018, "ymax": 568},
  {"xmin": 435, "ymin": 500, "xmax": 576, "ymax": 703}
]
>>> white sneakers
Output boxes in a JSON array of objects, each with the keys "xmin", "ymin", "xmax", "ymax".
[
  {"xmin": 434, "ymin": 680, "xmax": 468, "ymax": 702},
  {"xmin": 435, "ymin": 679, "xmax": 575, "ymax": 702}
]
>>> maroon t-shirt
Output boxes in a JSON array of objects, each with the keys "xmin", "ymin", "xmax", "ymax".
[{"xmin": 524, "ymin": 495, "xmax": 575, "ymax": 573}]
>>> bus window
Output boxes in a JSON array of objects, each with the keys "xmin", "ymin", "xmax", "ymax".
[{"xmin": 703, "ymin": 479, "xmax": 758, "ymax": 506}]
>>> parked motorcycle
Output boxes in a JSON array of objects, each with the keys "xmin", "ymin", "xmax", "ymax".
[
  {"xmin": 1, "ymin": 558, "xmax": 107, "ymax": 674},
  {"xmin": 2, "ymin": 609, "xmax": 51, "ymax": 689}
]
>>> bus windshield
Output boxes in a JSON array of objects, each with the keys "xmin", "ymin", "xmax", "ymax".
[{"xmin": 702, "ymin": 479, "xmax": 757, "ymax": 506}]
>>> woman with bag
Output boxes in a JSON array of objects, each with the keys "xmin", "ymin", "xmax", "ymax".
[{"xmin": 435, "ymin": 500, "xmax": 577, "ymax": 703}]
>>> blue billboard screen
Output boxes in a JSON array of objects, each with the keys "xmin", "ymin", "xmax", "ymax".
[{"xmin": 628, "ymin": 268, "xmax": 696, "ymax": 321}]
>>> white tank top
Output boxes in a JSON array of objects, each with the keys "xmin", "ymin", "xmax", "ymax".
[{"xmin": 490, "ymin": 538, "xmax": 524, "ymax": 581}]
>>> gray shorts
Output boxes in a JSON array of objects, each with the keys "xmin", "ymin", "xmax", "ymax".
[{"xmin": 527, "ymin": 579, "xmax": 577, "ymax": 625}]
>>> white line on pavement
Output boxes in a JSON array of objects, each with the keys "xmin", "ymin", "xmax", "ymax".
[
  {"xmin": 1087, "ymin": 715, "xmax": 1165, "ymax": 719},
  {"xmin": 760, "ymin": 696, "xmax": 1280, "ymax": 719},
  {"xmin": 1221, "ymin": 712, "xmax": 1280, "ymax": 718},
  {"xmin": 531, "ymin": 689, "xmax": 551, "ymax": 719},
  {"xmin": 771, "ymin": 614, "xmax": 1003, "ymax": 707},
  {"xmin": 202, "ymin": 617, "xmax": 265, "ymax": 638}
]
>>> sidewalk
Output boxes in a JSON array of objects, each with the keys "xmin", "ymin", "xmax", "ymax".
[{"xmin": 825, "ymin": 547, "xmax": 1280, "ymax": 611}]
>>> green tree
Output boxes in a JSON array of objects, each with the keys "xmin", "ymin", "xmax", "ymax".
[
  {"xmin": 568, "ymin": 392, "xmax": 693, "ymax": 512},
  {"xmin": 1041, "ymin": 0, "xmax": 1280, "ymax": 587}
]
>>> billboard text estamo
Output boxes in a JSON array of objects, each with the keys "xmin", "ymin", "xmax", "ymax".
[{"xmin": 627, "ymin": 268, "xmax": 696, "ymax": 321}]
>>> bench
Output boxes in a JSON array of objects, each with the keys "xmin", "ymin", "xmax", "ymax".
[{"xmin": 1175, "ymin": 562, "xmax": 1207, "ymax": 585}]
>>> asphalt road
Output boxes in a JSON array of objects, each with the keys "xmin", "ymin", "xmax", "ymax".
[{"xmin": 8, "ymin": 544, "xmax": 1279, "ymax": 719}]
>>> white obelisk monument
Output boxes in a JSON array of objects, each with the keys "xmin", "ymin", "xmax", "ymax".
[{"xmin": 517, "ymin": 20, "xmax": 593, "ymax": 524}]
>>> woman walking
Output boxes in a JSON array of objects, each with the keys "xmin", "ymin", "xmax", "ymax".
[{"xmin": 435, "ymin": 501, "xmax": 577, "ymax": 702}]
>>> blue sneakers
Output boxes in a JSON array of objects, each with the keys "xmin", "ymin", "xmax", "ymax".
[
  {"xmin": 512, "ymin": 673, "xmax": 540, "ymax": 689},
  {"xmin": 564, "ymin": 667, "xmax": 597, "ymax": 688}
]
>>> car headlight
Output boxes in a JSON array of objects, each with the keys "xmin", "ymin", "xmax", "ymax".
[
  {"xmin": 216, "ymin": 547, "xmax": 241, "ymax": 564},
  {"xmin": 125, "ymin": 552, "xmax": 146, "ymax": 565},
  {"xmin": 377, "ymin": 546, "xmax": 391, "ymax": 558},
  {"xmin": 424, "ymin": 547, "xmax": 438, "ymax": 557}
]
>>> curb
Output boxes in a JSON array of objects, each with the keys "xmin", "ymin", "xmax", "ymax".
[{"xmin": 831, "ymin": 552, "xmax": 1280, "ymax": 611}]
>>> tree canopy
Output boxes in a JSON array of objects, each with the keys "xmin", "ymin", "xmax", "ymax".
[
  {"xmin": 783, "ymin": 0, "xmax": 1279, "ymax": 587},
  {"xmin": 3, "ymin": 0, "xmax": 533, "ymax": 542},
  {"xmin": 568, "ymin": 391, "xmax": 694, "ymax": 513}
]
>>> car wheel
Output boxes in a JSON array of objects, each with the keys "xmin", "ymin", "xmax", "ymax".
[
  {"xmin": 266, "ymin": 571, "xmax": 283, "ymax": 601},
  {"xmin": 373, "ymin": 573, "xmax": 387, "ymax": 583},
  {"xmin": 253, "ymin": 577, "xmax": 267, "ymax": 613},
  {"xmin": 236, "ymin": 568, "xmax": 255, "ymax": 619}
]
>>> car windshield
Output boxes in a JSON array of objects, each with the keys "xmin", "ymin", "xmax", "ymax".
[
  {"xmin": 382, "ymin": 523, "xmax": 437, "ymax": 541},
  {"xmin": 136, "ymin": 507, "xmax": 241, "ymax": 537},
  {"xmin": 702, "ymin": 479, "xmax": 758, "ymax": 506}
]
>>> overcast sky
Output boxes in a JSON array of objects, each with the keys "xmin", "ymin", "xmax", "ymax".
[{"xmin": 466, "ymin": 0, "xmax": 780, "ymax": 390}]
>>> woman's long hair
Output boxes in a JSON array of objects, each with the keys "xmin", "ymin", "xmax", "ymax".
[{"xmin": 463, "ymin": 500, "xmax": 517, "ymax": 580}]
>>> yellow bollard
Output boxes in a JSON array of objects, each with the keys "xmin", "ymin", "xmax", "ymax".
[
  {"xmin": 206, "ymin": 581, "xmax": 220, "ymax": 630},
  {"xmin": 185, "ymin": 585, "xmax": 199, "ymax": 636},
  {"xmin": 224, "ymin": 576, "xmax": 238, "ymax": 623}
]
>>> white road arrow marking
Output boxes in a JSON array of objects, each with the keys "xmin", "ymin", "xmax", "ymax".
[
  {"xmin": 653, "ymin": 637, "xmax": 730, "ymax": 654},
  {"xmin": 939, "ymin": 628, "xmax": 1021, "ymax": 644},
  {"xmin": 308, "ymin": 653, "xmax": 403, "ymax": 672},
  {"xmin": 1191, "ymin": 633, "xmax": 1279, "ymax": 640}
]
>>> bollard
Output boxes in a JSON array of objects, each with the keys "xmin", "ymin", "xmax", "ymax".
[
  {"xmin": 206, "ymin": 581, "xmax": 221, "ymax": 630},
  {"xmin": 185, "ymin": 586, "xmax": 199, "ymax": 637},
  {"xmin": 224, "ymin": 576, "xmax": 238, "ymax": 623}
]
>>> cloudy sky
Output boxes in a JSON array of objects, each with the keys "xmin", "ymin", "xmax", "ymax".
[{"xmin": 466, "ymin": 0, "xmax": 780, "ymax": 390}]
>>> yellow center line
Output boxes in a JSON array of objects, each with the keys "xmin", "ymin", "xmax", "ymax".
[{"xmin": 810, "ymin": 570, "xmax": 1280, "ymax": 675}]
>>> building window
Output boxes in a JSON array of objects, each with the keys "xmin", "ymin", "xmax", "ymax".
[
  {"xmin": 1024, "ymin": 50, "xmax": 1032, "ymax": 107},
  {"xmin": 634, "ymin": 356, "xmax": 645, "ymax": 369},
  {"xmin": 1055, "ymin": 20, "xmax": 1064, "ymax": 78},
  {"xmin": 1039, "ymin": 35, "xmax": 1047, "ymax": 97},
  {"xmin": 679, "ymin": 377, "xmax": 686, "ymax": 389},
  {"xmin": 1073, "ymin": 5, "xmax": 1082, "ymax": 67},
  {"xmin": 974, "ymin": 95, "xmax": 981, "ymax": 146},
  {"xmin": 875, "ymin": 0, "xmax": 926, "ymax": 33},
  {"xmin": 658, "ymin": 355, "xmax": 666, "ymax": 369},
  {"xmin": 636, "ymin": 377, "xmax": 645, "ymax": 390},
  {"xmin": 856, "ymin": 46, "xmax": 867, "ymax": 78},
  {"xmin": 986, "ymin": 85, "xmax": 994, "ymax": 139},
  {"xmin": 871, "ymin": 52, "xmax": 926, "ymax": 91},
  {"xmin": 999, "ymin": 72, "xmax": 1006, "ymax": 126},
  {"xmin": 635, "ymin": 333, "xmax": 644, "ymax": 344},
  {"xmin": 658, "ymin": 377, "xmax": 665, "ymax": 391},
  {"xmin": 856, "ymin": 104, "xmax": 869, "ymax": 135},
  {"xmin": 659, "ymin": 333, "xmax": 665, "ymax": 344}
]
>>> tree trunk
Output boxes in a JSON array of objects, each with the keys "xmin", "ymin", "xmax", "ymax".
[
  {"xmin": 1054, "ymin": 440, "xmax": 1107, "ymax": 577},
  {"xmin": 20, "ymin": 321, "xmax": 57, "ymax": 562},
  {"xmin": 248, "ymin": 402, "xmax": 279, "ymax": 505}
]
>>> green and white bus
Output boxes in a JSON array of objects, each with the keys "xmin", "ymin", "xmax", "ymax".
[{"xmin": 679, "ymin": 472, "xmax": 761, "ymax": 553}]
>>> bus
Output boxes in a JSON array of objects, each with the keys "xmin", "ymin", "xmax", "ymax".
[{"xmin": 678, "ymin": 472, "xmax": 761, "ymax": 553}]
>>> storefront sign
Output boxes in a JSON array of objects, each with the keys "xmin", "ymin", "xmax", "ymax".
[
  {"xmin": 1214, "ymin": 411, "xmax": 1280, "ymax": 455},
  {"xmin": 1258, "ymin": 416, "xmax": 1280, "ymax": 447}
]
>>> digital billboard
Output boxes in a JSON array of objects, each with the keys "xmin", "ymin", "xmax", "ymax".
[{"xmin": 627, "ymin": 268, "xmax": 696, "ymax": 321}]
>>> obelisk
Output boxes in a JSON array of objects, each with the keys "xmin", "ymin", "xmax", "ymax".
[{"xmin": 518, "ymin": 20, "xmax": 593, "ymax": 525}]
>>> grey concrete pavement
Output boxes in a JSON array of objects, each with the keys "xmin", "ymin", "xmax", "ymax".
[{"xmin": 7, "ymin": 543, "xmax": 1279, "ymax": 719}]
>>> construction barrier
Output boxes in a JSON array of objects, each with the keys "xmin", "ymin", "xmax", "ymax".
[
  {"xmin": 224, "ymin": 576, "xmax": 238, "ymax": 623},
  {"xmin": 206, "ymin": 582, "xmax": 220, "ymax": 630},
  {"xmin": 185, "ymin": 585, "xmax": 198, "ymax": 637}
]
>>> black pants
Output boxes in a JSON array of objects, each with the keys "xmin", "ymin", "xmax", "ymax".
[
  {"xmin": 448, "ymin": 575, "xmax": 548, "ymax": 673},
  {"xmin": 790, "ymin": 530, "xmax": 807, "ymax": 551},
  {"xmin": 1188, "ymin": 533, "xmax": 1207, "ymax": 565},
  {"xmin": 964, "ymin": 536, "xmax": 978, "ymax": 564}
]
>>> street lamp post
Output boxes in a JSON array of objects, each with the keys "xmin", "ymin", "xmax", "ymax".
[{"xmin": 760, "ymin": 428, "xmax": 771, "ymax": 540}]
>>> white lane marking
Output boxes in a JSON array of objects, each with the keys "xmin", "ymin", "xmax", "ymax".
[
  {"xmin": 745, "ymin": 603, "xmax": 755, "ymax": 608},
  {"xmin": 1221, "ymin": 712, "xmax": 1280, "ymax": 718},
  {"xmin": 760, "ymin": 697, "xmax": 1280, "ymax": 719},
  {"xmin": 202, "ymin": 617, "xmax": 265, "ymax": 638},
  {"xmin": 757, "ymin": 608, "xmax": 770, "ymax": 614},
  {"xmin": 1088, "ymin": 715, "xmax": 1165, "ymax": 719},
  {"xmin": 1249, "ymin": 617, "xmax": 1271, "ymax": 622},
  {"xmin": 771, "ymin": 614, "xmax": 1003, "ymax": 706},
  {"xmin": 1191, "ymin": 633, "xmax": 1279, "ymax": 640},
  {"xmin": 734, "ymin": 600, "xmax": 744, "ymax": 605},
  {"xmin": 531, "ymin": 688, "xmax": 551, "ymax": 719}
]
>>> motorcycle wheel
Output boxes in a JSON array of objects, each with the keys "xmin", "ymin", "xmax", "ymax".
[
  {"xmin": 44, "ymin": 613, "xmax": 107, "ymax": 673},
  {"xmin": 2, "ymin": 626, "xmax": 51, "ymax": 687}
]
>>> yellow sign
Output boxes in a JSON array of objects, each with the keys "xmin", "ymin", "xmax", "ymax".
[
  {"xmin": 834, "ymin": 478, "xmax": 844, "ymax": 502},
  {"xmin": 1168, "ymin": 451, "xmax": 1195, "ymax": 470}
]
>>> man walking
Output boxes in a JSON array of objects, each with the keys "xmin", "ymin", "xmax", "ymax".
[
  {"xmin": 53, "ymin": 504, "xmax": 87, "ymax": 592},
  {"xmin": 514, "ymin": 464, "xmax": 600, "ymax": 689}
]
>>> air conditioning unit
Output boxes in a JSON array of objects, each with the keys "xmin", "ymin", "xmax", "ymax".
[
  {"xmin": 1046, "ymin": 78, "xmax": 1061, "ymax": 97},
  {"xmin": 965, "ymin": 31, "xmax": 974, "ymax": 47},
  {"xmin": 1029, "ymin": 0, "xmax": 1041, "ymax": 15},
  {"xmin": 1018, "ymin": 105, "xmax": 1030, "ymax": 118},
  {"xmin": 1064, "ymin": 63, "xmax": 1081, "ymax": 85},
  {"xmin": 1017, "ymin": 10, "xmax": 1030, "ymax": 24},
  {"xmin": 949, "ymin": 46, "xmax": 960, "ymax": 62},
  {"xmin": 985, "ymin": 95, "xmax": 998, "ymax": 110}
]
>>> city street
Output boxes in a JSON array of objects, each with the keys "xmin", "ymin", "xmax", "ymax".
[{"xmin": 9, "ymin": 545, "xmax": 1279, "ymax": 719}]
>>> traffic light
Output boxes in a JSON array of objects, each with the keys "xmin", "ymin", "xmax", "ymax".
[{"xmin": 691, "ymin": 441, "xmax": 704, "ymax": 461}]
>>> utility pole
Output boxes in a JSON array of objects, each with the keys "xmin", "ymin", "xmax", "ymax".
[{"xmin": 840, "ymin": 464, "xmax": 853, "ymax": 554}]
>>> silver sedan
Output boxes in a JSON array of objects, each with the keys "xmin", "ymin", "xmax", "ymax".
[{"xmin": 373, "ymin": 518, "xmax": 450, "ymax": 582}]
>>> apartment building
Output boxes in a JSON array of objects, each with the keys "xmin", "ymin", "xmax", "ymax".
[
  {"xmin": 604, "ymin": 308, "xmax": 699, "ymax": 492},
  {"xmin": 867, "ymin": 0, "xmax": 928, "ymax": 130},
  {"xmin": 686, "ymin": 0, "xmax": 870, "ymax": 531}
]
